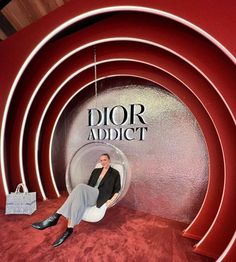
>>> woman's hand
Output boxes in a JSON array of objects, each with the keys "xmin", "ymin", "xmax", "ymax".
[
  {"xmin": 106, "ymin": 199, "xmax": 113, "ymax": 207},
  {"xmin": 106, "ymin": 193, "xmax": 119, "ymax": 207}
]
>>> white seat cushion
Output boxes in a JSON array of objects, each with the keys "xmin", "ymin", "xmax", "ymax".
[{"xmin": 82, "ymin": 203, "xmax": 107, "ymax": 222}]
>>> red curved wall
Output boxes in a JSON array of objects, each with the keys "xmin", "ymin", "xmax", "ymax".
[{"xmin": 0, "ymin": 0, "xmax": 235, "ymax": 260}]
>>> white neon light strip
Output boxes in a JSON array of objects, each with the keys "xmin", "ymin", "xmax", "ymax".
[
  {"xmin": 194, "ymin": 155, "xmax": 227, "ymax": 249},
  {"xmin": 216, "ymin": 231, "xmax": 236, "ymax": 261},
  {"xmin": 1, "ymin": 5, "xmax": 234, "ymax": 198}
]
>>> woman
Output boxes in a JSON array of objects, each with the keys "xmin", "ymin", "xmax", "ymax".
[{"xmin": 32, "ymin": 153, "xmax": 121, "ymax": 247}]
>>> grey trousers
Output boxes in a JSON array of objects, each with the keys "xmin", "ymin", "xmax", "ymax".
[{"xmin": 57, "ymin": 183, "xmax": 99, "ymax": 227}]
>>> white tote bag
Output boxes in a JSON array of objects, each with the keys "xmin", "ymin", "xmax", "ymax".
[{"xmin": 5, "ymin": 183, "xmax": 36, "ymax": 215}]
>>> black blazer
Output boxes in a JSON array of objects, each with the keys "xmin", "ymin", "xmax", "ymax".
[{"xmin": 87, "ymin": 166, "xmax": 121, "ymax": 208}]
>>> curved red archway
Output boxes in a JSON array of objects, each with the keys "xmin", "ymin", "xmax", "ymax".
[
  {"xmin": 0, "ymin": 1, "xmax": 235, "ymax": 260},
  {"xmin": 22, "ymin": 40, "xmax": 224, "ymax": 240},
  {"xmin": 5, "ymin": 10, "xmax": 234, "ymax": 200}
]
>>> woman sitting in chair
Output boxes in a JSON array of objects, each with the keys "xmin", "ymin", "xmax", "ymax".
[{"xmin": 32, "ymin": 153, "xmax": 121, "ymax": 247}]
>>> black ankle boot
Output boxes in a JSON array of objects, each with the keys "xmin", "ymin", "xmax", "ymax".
[
  {"xmin": 32, "ymin": 213, "xmax": 61, "ymax": 230},
  {"xmin": 52, "ymin": 228, "xmax": 73, "ymax": 247}
]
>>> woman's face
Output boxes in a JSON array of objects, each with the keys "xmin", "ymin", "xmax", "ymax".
[{"xmin": 100, "ymin": 155, "xmax": 110, "ymax": 168}]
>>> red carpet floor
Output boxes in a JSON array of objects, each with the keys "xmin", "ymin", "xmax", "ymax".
[{"xmin": 0, "ymin": 196, "xmax": 213, "ymax": 262}]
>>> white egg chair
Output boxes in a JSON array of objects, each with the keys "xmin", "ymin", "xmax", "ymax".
[{"xmin": 65, "ymin": 142, "xmax": 130, "ymax": 223}]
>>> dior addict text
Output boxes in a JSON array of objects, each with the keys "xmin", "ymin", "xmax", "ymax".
[{"xmin": 87, "ymin": 104, "xmax": 148, "ymax": 141}]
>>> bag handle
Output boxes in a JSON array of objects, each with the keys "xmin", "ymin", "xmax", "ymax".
[{"xmin": 15, "ymin": 183, "xmax": 29, "ymax": 193}]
